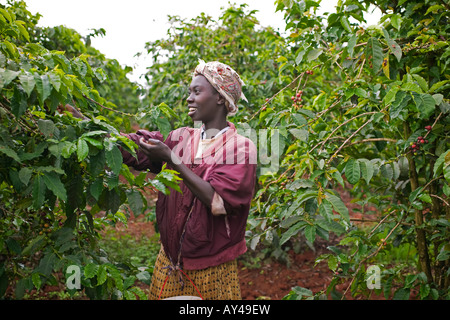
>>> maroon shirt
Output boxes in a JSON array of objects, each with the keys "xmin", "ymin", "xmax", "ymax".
[{"xmin": 121, "ymin": 122, "xmax": 257, "ymax": 270}]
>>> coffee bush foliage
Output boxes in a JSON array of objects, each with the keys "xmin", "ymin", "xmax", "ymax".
[
  {"xmin": 0, "ymin": 0, "xmax": 448, "ymax": 300},
  {"xmin": 0, "ymin": 0, "xmax": 179, "ymax": 299},
  {"xmin": 140, "ymin": 1, "xmax": 449, "ymax": 299}
]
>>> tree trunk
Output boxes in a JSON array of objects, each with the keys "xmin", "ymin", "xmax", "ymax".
[{"xmin": 404, "ymin": 122, "xmax": 433, "ymax": 283}]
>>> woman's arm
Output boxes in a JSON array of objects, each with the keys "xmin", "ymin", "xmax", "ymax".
[
  {"xmin": 57, "ymin": 104, "xmax": 88, "ymax": 120},
  {"xmin": 58, "ymin": 104, "xmax": 164, "ymax": 173},
  {"xmin": 138, "ymin": 138, "xmax": 215, "ymax": 208}
]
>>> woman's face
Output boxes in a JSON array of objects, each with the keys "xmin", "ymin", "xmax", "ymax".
[{"xmin": 186, "ymin": 75, "xmax": 223, "ymax": 122}]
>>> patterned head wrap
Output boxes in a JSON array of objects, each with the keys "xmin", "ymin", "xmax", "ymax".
[{"xmin": 193, "ymin": 60, "xmax": 247, "ymax": 116}]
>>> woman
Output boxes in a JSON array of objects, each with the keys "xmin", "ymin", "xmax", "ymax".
[{"xmin": 121, "ymin": 60, "xmax": 257, "ymax": 300}]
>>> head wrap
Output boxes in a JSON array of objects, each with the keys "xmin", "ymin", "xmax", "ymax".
[{"xmin": 193, "ymin": 60, "xmax": 247, "ymax": 116}]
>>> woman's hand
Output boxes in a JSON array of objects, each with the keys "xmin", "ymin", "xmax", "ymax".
[
  {"xmin": 138, "ymin": 138, "xmax": 173, "ymax": 163},
  {"xmin": 57, "ymin": 104, "xmax": 86, "ymax": 119},
  {"xmin": 140, "ymin": 137, "xmax": 215, "ymax": 208}
]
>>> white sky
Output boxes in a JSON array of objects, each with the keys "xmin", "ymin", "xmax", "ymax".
[{"xmin": 5, "ymin": 1, "xmax": 381, "ymax": 84}]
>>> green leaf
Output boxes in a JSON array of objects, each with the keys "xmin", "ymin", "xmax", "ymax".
[
  {"xmin": 366, "ymin": 37, "xmax": 383, "ymax": 73},
  {"xmin": 83, "ymin": 137, "xmax": 103, "ymax": 149},
  {"xmin": 82, "ymin": 130, "xmax": 108, "ymax": 137},
  {"xmin": 105, "ymin": 145, "xmax": 123, "ymax": 175},
  {"xmin": 409, "ymin": 187, "xmax": 424, "ymax": 203},
  {"xmin": 289, "ymin": 128, "xmax": 309, "ymax": 142},
  {"xmin": 380, "ymin": 163, "xmax": 393, "ymax": 180},
  {"xmin": 77, "ymin": 139, "xmax": 89, "ymax": 162},
  {"xmin": 37, "ymin": 119, "xmax": 55, "ymax": 138},
  {"xmin": 296, "ymin": 108, "xmax": 316, "ymax": 118},
  {"xmin": 31, "ymin": 273, "xmax": 41, "ymax": 290},
  {"xmin": 84, "ymin": 263, "xmax": 99, "ymax": 279},
  {"xmin": 326, "ymin": 193, "xmax": 349, "ymax": 222},
  {"xmin": 383, "ymin": 28, "xmax": 402, "ymax": 62},
  {"xmin": 388, "ymin": 39, "xmax": 402, "ymax": 62},
  {"xmin": 0, "ymin": 68, "xmax": 19, "ymax": 86},
  {"xmin": 319, "ymin": 201, "xmax": 333, "ymax": 220},
  {"xmin": 280, "ymin": 220, "xmax": 307, "ymax": 245},
  {"xmin": 61, "ymin": 141, "xmax": 76, "ymax": 159},
  {"xmin": 0, "ymin": 7, "xmax": 12, "ymax": 22},
  {"xmin": 18, "ymin": 167, "xmax": 32, "ymax": 185},
  {"xmin": 359, "ymin": 159, "xmax": 374, "ymax": 184},
  {"xmin": 151, "ymin": 108, "xmax": 172, "ymax": 140},
  {"xmin": 313, "ymin": 92, "xmax": 327, "ymax": 110},
  {"xmin": 445, "ymin": 166, "xmax": 450, "ymax": 184},
  {"xmin": 433, "ymin": 94, "xmax": 443, "ymax": 105},
  {"xmin": 2, "ymin": 40, "xmax": 18, "ymax": 58},
  {"xmin": 412, "ymin": 74, "xmax": 428, "ymax": 92},
  {"xmin": 158, "ymin": 102, "xmax": 179, "ymax": 120},
  {"xmin": 42, "ymin": 172, "xmax": 67, "ymax": 201},
  {"xmin": 425, "ymin": 4, "xmax": 444, "ymax": 15},
  {"xmin": 18, "ymin": 72, "xmax": 35, "ymax": 96},
  {"xmin": 402, "ymin": 82, "xmax": 423, "ymax": 93},
  {"xmin": 436, "ymin": 248, "xmax": 450, "ymax": 261},
  {"xmin": 22, "ymin": 234, "xmax": 45, "ymax": 256},
  {"xmin": 97, "ymin": 265, "xmax": 107, "ymax": 285},
  {"xmin": 291, "ymin": 113, "xmax": 307, "ymax": 127},
  {"xmin": 306, "ymin": 48, "xmax": 322, "ymax": 62},
  {"xmin": 340, "ymin": 16, "xmax": 352, "ymax": 32},
  {"xmin": 327, "ymin": 254, "xmax": 338, "ymax": 272},
  {"xmin": 433, "ymin": 150, "xmax": 450, "ymax": 177},
  {"xmin": 0, "ymin": 144, "xmax": 21, "ymax": 162},
  {"xmin": 390, "ymin": 14, "xmax": 402, "ymax": 30},
  {"xmin": 429, "ymin": 80, "xmax": 449, "ymax": 93},
  {"xmin": 390, "ymin": 90, "xmax": 410, "ymax": 119},
  {"xmin": 6, "ymin": 238, "xmax": 21, "ymax": 254},
  {"xmin": 418, "ymin": 193, "xmax": 432, "ymax": 204},
  {"xmin": 34, "ymin": 73, "xmax": 52, "ymax": 105},
  {"xmin": 345, "ymin": 159, "xmax": 360, "ymax": 184},
  {"xmin": 89, "ymin": 178, "xmax": 104, "ymax": 201},
  {"xmin": 10, "ymin": 85, "xmax": 28, "ymax": 118},
  {"xmin": 347, "ymin": 34, "xmax": 357, "ymax": 58},
  {"xmin": 295, "ymin": 49, "xmax": 305, "ymax": 64},
  {"xmin": 355, "ymin": 87, "xmax": 368, "ymax": 98},
  {"xmin": 393, "ymin": 288, "xmax": 410, "ymax": 300},
  {"xmin": 48, "ymin": 71, "xmax": 61, "ymax": 92},
  {"xmin": 412, "ymin": 93, "xmax": 436, "ymax": 119},
  {"xmin": 304, "ymin": 225, "xmax": 316, "ymax": 243},
  {"xmin": 127, "ymin": 190, "xmax": 144, "ymax": 216},
  {"xmin": 32, "ymin": 175, "xmax": 46, "ymax": 209},
  {"xmin": 99, "ymin": 188, "xmax": 121, "ymax": 213}
]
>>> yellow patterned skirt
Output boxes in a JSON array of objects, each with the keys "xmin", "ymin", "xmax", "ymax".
[{"xmin": 148, "ymin": 247, "xmax": 242, "ymax": 300}]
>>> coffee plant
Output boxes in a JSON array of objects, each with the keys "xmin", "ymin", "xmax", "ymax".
[
  {"xmin": 0, "ymin": 0, "xmax": 179, "ymax": 299},
  {"xmin": 256, "ymin": 0, "xmax": 449, "ymax": 299},
  {"xmin": 139, "ymin": 1, "xmax": 449, "ymax": 299},
  {"xmin": 0, "ymin": 0, "xmax": 448, "ymax": 300}
]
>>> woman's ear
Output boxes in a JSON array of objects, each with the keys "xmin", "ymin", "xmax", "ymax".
[{"xmin": 217, "ymin": 94, "xmax": 226, "ymax": 106}]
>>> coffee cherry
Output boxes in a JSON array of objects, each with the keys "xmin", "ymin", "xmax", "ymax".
[{"xmin": 425, "ymin": 125, "xmax": 432, "ymax": 131}]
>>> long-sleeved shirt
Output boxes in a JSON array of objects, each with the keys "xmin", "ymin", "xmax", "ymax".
[{"xmin": 120, "ymin": 122, "xmax": 257, "ymax": 270}]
